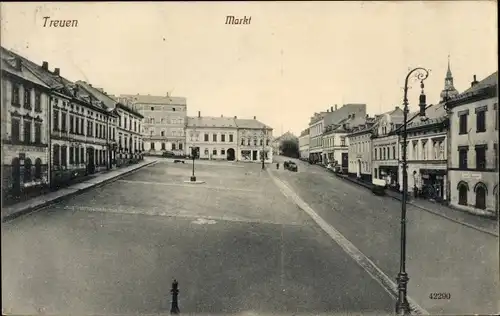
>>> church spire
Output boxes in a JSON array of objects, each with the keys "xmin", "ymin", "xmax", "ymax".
[
  {"xmin": 446, "ymin": 54, "xmax": 453, "ymax": 78},
  {"xmin": 440, "ymin": 54, "xmax": 458, "ymax": 102}
]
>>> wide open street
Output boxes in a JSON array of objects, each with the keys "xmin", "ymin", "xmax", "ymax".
[
  {"xmin": 272, "ymin": 156, "xmax": 499, "ymax": 315},
  {"xmin": 2, "ymin": 160, "xmax": 395, "ymax": 315}
]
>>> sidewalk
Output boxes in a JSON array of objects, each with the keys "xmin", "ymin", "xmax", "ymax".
[
  {"xmin": 335, "ymin": 173, "xmax": 499, "ymax": 236},
  {"xmin": 2, "ymin": 159, "xmax": 158, "ymax": 222}
]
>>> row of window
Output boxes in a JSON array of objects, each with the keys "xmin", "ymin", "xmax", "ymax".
[
  {"xmin": 457, "ymin": 181, "xmax": 490, "ymax": 210},
  {"xmin": 457, "ymin": 144, "xmax": 498, "ymax": 170},
  {"xmin": 150, "ymin": 142, "xmax": 184, "ymax": 151},
  {"xmin": 144, "ymin": 117, "xmax": 184, "ymax": 125},
  {"xmin": 146, "ymin": 106, "xmax": 183, "ymax": 112},
  {"xmin": 11, "ymin": 157, "xmax": 44, "ymax": 183},
  {"xmin": 322, "ymin": 136, "xmax": 347, "ymax": 148},
  {"xmin": 11, "ymin": 117, "xmax": 43, "ymax": 144},
  {"xmin": 458, "ymin": 104, "xmax": 498, "ymax": 135},
  {"xmin": 240, "ymin": 138, "xmax": 270, "ymax": 146},
  {"xmin": 11, "ymin": 83, "xmax": 43, "ymax": 112},
  {"xmin": 118, "ymin": 114, "xmax": 140, "ymax": 132},
  {"xmin": 52, "ymin": 145, "xmax": 108, "ymax": 167},
  {"xmin": 53, "ymin": 109, "xmax": 112, "ymax": 140}
]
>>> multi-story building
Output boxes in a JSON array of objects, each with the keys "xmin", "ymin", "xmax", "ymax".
[
  {"xmin": 396, "ymin": 63, "xmax": 459, "ymax": 200},
  {"xmin": 298, "ymin": 128, "xmax": 310, "ymax": 160},
  {"xmin": 185, "ymin": 112, "xmax": 238, "ymax": 160},
  {"xmin": 445, "ymin": 71, "xmax": 498, "ymax": 217},
  {"xmin": 399, "ymin": 103, "xmax": 449, "ymax": 201},
  {"xmin": 347, "ymin": 116, "xmax": 377, "ymax": 181},
  {"xmin": 236, "ymin": 116, "xmax": 273, "ymax": 163},
  {"xmin": 308, "ymin": 111, "xmax": 327, "ymax": 163},
  {"xmin": 118, "ymin": 94, "xmax": 187, "ymax": 156},
  {"xmin": 309, "ymin": 104, "xmax": 366, "ymax": 164},
  {"xmin": 77, "ymin": 81, "xmax": 144, "ymax": 166},
  {"xmin": 371, "ymin": 107, "xmax": 404, "ymax": 189},
  {"xmin": 1, "ymin": 47, "xmax": 51, "ymax": 200},
  {"xmin": 17, "ymin": 58, "xmax": 117, "ymax": 187},
  {"xmin": 322, "ymin": 114, "xmax": 366, "ymax": 167}
]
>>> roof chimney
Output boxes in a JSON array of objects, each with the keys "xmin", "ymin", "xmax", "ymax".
[
  {"xmin": 221, "ymin": 114, "xmax": 223, "ymax": 117},
  {"xmin": 471, "ymin": 74, "xmax": 479, "ymax": 87},
  {"xmin": 331, "ymin": 106, "xmax": 334, "ymax": 112},
  {"xmin": 42, "ymin": 61, "xmax": 48, "ymax": 70},
  {"xmin": 15, "ymin": 58, "xmax": 22, "ymax": 70},
  {"xmin": 234, "ymin": 116, "xmax": 237, "ymax": 119},
  {"xmin": 198, "ymin": 111, "xmax": 201, "ymax": 118},
  {"xmin": 335, "ymin": 104, "xmax": 338, "ymax": 110},
  {"xmin": 253, "ymin": 116, "xmax": 256, "ymax": 119},
  {"xmin": 54, "ymin": 68, "xmax": 60, "ymax": 76}
]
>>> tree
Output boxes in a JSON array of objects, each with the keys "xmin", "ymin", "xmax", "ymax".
[{"xmin": 279, "ymin": 139, "xmax": 299, "ymax": 158}]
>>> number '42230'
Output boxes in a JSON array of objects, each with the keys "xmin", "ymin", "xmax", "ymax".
[{"xmin": 429, "ymin": 292, "xmax": 451, "ymax": 300}]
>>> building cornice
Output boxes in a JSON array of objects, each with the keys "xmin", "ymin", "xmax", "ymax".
[{"xmin": 445, "ymin": 85, "xmax": 497, "ymax": 109}]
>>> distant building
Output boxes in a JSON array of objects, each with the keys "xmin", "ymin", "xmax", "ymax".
[
  {"xmin": 309, "ymin": 103, "xmax": 366, "ymax": 164},
  {"xmin": 236, "ymin": 116, "xmax": 273, "ymax": 163},
  {"xmin": 371, "ymin": 107, "xmax": 404, "ymax": 189},
  {"xmin": 185, "ymin": 112, "xmax": 238, "ymax": 161},
  {"xmin": 347, "ymin": 116, "xmax": 378, "ymax": 181},
  {"xmin": 118, "ymin": 94, "xmax": 187, "ymax": 156},
  {"xmin": 272, "ymin": 131, "xmax": 298, "ymax": 156},
  {"xmin": 445, "ymin": 71, "xmax": 498, "ymax": 217},
  {"xmin": 298, "ymin": 128, "xmax": 310, "ymax": 160}
]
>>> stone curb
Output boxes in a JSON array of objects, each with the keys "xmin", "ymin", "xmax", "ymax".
[
  {"xmin": 2, "ymin": 161, "xmax": 158, "ymax": 223},
  {"xmin": 335, "ymin": 173, "xmax": 499, "ymax": 237}
]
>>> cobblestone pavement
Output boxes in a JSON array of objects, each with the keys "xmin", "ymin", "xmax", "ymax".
[{"xmin": 1, "ymin": 160, "xmax": 395, "ymax": 315}]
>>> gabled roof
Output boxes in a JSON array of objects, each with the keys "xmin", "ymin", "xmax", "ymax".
[
  {"xmin": 1, "ymin": 51, "xmax": 49, "ymax": 88},
  {"xmin": 187, "ymin": 116, "xmax": 237, "ymax": 128},
  {"xmin": 235, "ymin": 118, "xmax": 272, "ymax": 130},
  {"xmin": 119, "ymin": 94, "xmax": 187, "ymax": 105},
  {"xmin": 406, "ymin": 103, "xmax": 448, "ymax": 130},
  {"xmin": 461, "ymin": 71, "xmax": 498, "ymax": 95}
]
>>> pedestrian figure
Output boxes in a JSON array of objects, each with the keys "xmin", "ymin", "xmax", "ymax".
[{"xmin": 276, "ymin": 162, "xmax": 280, "ymax": 169}]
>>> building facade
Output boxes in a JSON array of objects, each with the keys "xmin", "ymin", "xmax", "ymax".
[
  {"xmin": 1, "ymin": 48, "xmax": 51, "ymax": 200},
  {"xmin": 445, "ymin": 72, "xmax": 498, "ymax": 217},
  {"xmin": 347, "ymin": 117, "xmax": 377, "ymax": 181},
  {"xmin": 399, "ymin": 103, "xmax": 449, "ymax": 201},
  {"xmin": 185, "ymin": 113, "xmax": 238, "ymax": 161},
  {"xmin": 308, "ymin": 112, "xmax": 326, "ymax": 163},
  {"xmin": 371, "ymin": 107, "xmax": 404, "ymax": 189},
  {"xmin": 118, "ymin": 94, "xmax": 187, "ymax": 156},
  {"xmin": 236, "ymin": 116, "xmax": 273, "ymax": 163},
  {"xmin": 77, "ymin": 81, "xmax": 144, "ymax": 166},
  {"xmin": 298, "ymin": 128, "xmax": 310, "ymax": 160}
]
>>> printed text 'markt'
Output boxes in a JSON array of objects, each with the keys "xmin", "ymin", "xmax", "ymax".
[{"xmin": 225, "ymin": 16, "xmax": 252, "ymax": 25}]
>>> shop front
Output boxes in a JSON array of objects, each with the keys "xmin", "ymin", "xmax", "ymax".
[
  {"xmin": 419, "ymin": 169, "xmax": 446, "ymax": 202},
  {"xmin": 379, "ymin": 165, "xmax": 399, "ymax": 191}
]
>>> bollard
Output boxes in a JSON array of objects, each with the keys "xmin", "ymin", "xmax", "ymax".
[{"xmin": 170, "ymin": 279, "xmax": 180, "ymax": 314}]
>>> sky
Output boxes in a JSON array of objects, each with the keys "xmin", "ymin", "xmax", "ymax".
[{"xmin": 1, "ymin": 1, "xmax": 497, "ymax": 137}]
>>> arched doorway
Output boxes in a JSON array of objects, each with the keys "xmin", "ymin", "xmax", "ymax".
[
  {"xmin": 35, "ymin": 158, "xmax": 42, "ymax": 180},
  {"xmin": 457, "ymin": 181, "xmax": 468, "ymax": 206},
  {"xmin": 357, "ymin": 160, "xmax": 361, "ymax": 178},
  {"xmin": 11, "ymin": 157, "xmax": 21, "ymax": 195},
  {"xmin": 474, "ymin": 182, "xmax": 487, "ymax": 210},
  {"xmin": 86, "ymin": 147, "xmax": 95, "ymax": 174},
  {"xmin": 24, "ymin": 158, "xmax": 32, "ymax": 183},
  {"xmin": 227, "ymin": 148, "xmax": 235, "ymax": 161}
]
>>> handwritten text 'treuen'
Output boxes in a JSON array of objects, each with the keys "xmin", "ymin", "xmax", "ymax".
[
  {"xmin": 225, "ymin": 16, "xmax": 252, "ymax": 25},
  {"xmin": 43, "ymin": 17, "xmax": 78, "ymax": 28}
]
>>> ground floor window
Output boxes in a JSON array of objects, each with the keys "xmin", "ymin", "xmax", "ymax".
[
  {"xmin": 221, "ymin": 149, "xmax": 226, "ymax": 155},
  {"xmin": 457, "ymin": 181, "xmax": 468, "ymax": 206},
  {"xmin": 474, "ymin": 182, "xmax": 487, "ymax": 210}
]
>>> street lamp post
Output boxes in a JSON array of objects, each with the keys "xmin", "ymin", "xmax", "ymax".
[
  {"xmin": 396, "ymin": 67, "xmax": 429, "ymax": 315},
  {"xmin": 190, "ymin": 130, "xmax": 199, "ymax": 182}
]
